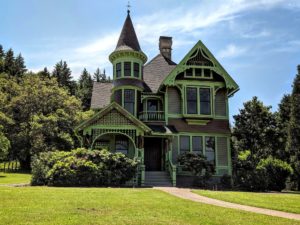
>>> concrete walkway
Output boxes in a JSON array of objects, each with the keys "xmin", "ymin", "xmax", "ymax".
[{"xmin": 155, "ymin": 187, "xmax": 300, "ymax": 221}]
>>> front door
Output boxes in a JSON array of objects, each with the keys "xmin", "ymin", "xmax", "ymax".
[{"xmin": 144, "ymin": 138, "xmax": 162, "ymax": 171}]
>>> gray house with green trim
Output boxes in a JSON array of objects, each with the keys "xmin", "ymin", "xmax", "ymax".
[{"xmin": 76, "ymin": 11, "xmax": 239, "ymax": 186}]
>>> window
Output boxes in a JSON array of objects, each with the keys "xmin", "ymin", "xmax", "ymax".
[
  {"xmin": 147, "ymin": 99, "xmax": 158, "ymax": 112},
  {"xmin": 186, "ymin": 87, "xmax": 198, "ymax": 114},
  {"xmin": 134, "ymin": 63, "xmax": 139, "ymax": 78},
  {"xmin": 200, "ymin": 88, "xmax": 211, "ymax": 115},
  {"xmin": 115, "ymin": 136, "xmax": 129, "ymax": 155},
  {"xmin": 203, "ymin": 69, "xmax": 211, "ymax": 78},
  {"xmin": 185, "ymin": 68, "xmax": 193, "ymax": 77},
  {"xmin": 124, "ymin": 89, "xmax": 135, "ymax": 115},
  {"xmin": 180, "ymin": 136, "xmax": 190, "ymax": 153},
  {"xmin": 114, "ymin": 89, "xmax": 122, "ymax": 105},
  {"xmin": 124, "ymin": 62, "xmax": 131, "ymax": 76},
  {"xmin": 205, "ymin": 136, "xmax": 215, "ymax": 165},
  {"xmin": 116, "ymin": 63, "xmax": 121, "ymax": 78},
  {"xmin": 192, "ymin": 136, "xmax": 202, "ymax": 155},
  {"xmin": 195, "ymin": 68, "xmax": 202, "ymax": 77}
]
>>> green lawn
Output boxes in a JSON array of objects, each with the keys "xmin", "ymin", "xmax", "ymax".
[
  {"xmin": 0, "ymin": 186, "xmax": 299, "ymax": 225},
  {"xmin": 193, "ymin": 190, "xmax": 300, "ymax": 214},
  {"xmin": 0, "ymin": 172, "xmax": 31, "ymax": 185}
]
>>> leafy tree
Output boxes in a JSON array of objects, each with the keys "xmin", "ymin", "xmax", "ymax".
[
  {"xmin": 0, "ymin": 125, "xmax": 10, "ymax": 161},
  {"xmin": 232, "ymin": 96, "xmax": 280, "ymax": 162},
  {"xmin": 0, "ymin": 74, "xmax": 81, "ymax": 169},
  {"xmin": 14, "ymin": 53, "xmax": 27, "ymax": 77},
  {"xmin": 52, "ymin": 60, "xmax": 75, "ymax": 95},
  {"xmin": 4, "ymin": 48, "xmax": 15, "ymax": 76},
  {"xmin": 77, "ymin": 68, "xmax": 93, "ymax": 110},
  {"xmin": 287, "ymin": 65, "xmax": 300, "ymax": 190}
]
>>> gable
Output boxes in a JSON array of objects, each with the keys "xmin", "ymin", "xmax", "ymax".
[
  {"xmin": 75, "ymin": 102, "xmax": 151, "ymax": 132},
  {"xmin": 160, "ymin": 40, "xmax": 239, "ymax": 96}
]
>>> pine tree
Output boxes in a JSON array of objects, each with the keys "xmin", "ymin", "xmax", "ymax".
[
  {"xmin": 14, "ymin": 53, "xmax": 27, "ymax": 77},
  {"xmin": 101, "ymin": 69, "xmax": 107, "ymax": 82},
  {"xmin": 0, "ymin": 45, "xmax": 4, "ymax": 73},
  {"xmin": 38, "ymin": 67, "xmax": 51, "ymax": 79},
  {"xmin": 77, "ymin": 68, "xmax": 93, "ymax": 110},
  {"xmin": 93, "ymin": 68, "xmax": 101, "ymax": 82},
  {"xmin": 4, "ymin": 48, "xmax": 15, "ymax": 76},
  {"xmin": 287, "ymin": 65, "xmax": 300, "ymax": 190},
  {"xmin": 52, "ymin": 60, "xmax": 74, "ymax": 94}
]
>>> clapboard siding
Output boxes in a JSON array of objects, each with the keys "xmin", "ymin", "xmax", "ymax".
[
  {"xmin": 215, "ymin": 89, "xmax": 227, "ymax": 116},
  {"xmin": 217, "ymin": 137, "xmax": 228, "ymax": 166},
  {"xmin": 168, "ymin": 87, "xmax": 181, "ymax": 114}
]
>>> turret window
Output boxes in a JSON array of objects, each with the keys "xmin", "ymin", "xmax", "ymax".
[
  {"xmin": 124, "ymin": 89, "xmax": 135, "ymax": 115},
  {"xmin": 134, "ymin": 63, "xmax": 140, "ymax": 78},
  {"xmin": 124, "ymin": 62, "xmax": 131, "ymax": 76},
  {"xmin": 116, "ymin": 63, "xmax": 121, "ymax": 78}
]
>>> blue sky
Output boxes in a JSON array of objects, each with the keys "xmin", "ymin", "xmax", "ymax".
[{"xmin": 1, "ymin": 0, "xmax": 300, "ymax": 119}]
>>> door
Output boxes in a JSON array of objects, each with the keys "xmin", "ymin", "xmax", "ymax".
[{"xmin": 144, "ymin": 138, "xmax": 162, "ymax": 171}]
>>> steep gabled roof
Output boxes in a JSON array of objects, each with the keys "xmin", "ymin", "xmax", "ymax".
[
  {"xmin": 115, "ymin": 12, "xmax": 141, "ymax": 52},
  {"xmin": 90, "ymin": 82, "xmax": 113, "ymax": 109},
  {"xmin": 160, "ymin": 40, "xmax": 239, "ymax": 96},
  {"xmin": 143, "ymin": 54, "xmax": 177, "ymax": 93},
  {"xmin": 76, "ymin": 102, "xmax": 151, "ymax": 132}
]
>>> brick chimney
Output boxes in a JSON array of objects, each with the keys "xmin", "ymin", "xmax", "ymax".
[{"xmin": 159, "ymin": 36, "xmax": 172, "ymax": 60}]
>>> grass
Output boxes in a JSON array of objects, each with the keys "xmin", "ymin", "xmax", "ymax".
[
  {"xmin": 0, "ymin": 172, "xmax": 31, "ymax": 185},
  {"xmin": 0, "ymin": 187, "xmax": 299, "ymax": 225},
  {"xmin": 193, "ymin": 189, "xmax": 300, "ymax": 214}
]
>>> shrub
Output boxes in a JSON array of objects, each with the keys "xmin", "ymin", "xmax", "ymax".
[
  {"xmin": 31, "ymin": 148, "xmax": 139, "ymax": 187},
  {"xmin": 257, "ymin": 157, "xmax": 293, "ymax": 191},
  {"xmin": 220, "ymin": 174, "xmax": 232, "ymax": 189},
  {"xmin": 178, "ymin": 152, "xmax": 215, "ymax": 187}
]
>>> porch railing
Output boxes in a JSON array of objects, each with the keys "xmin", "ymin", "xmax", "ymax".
[{"xmin": 139, "ymin": 111, "xmax": 165, "ymax": 122}]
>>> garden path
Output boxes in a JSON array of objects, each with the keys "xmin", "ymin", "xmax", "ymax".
[{"xmin": 155, "ymin": 187, "xmax": 300, "ymax": 221}]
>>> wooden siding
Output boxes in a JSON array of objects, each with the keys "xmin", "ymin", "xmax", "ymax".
[
  {"xmin": 217, "ymin": 137, "xmax": 228, "ymax": 166},
  {"xmin": 215, "ymin": 89, "xmax": 227, "ymax": 116},
  {"xmin": 168, "ymin": 87, "xmax": 181, "ymax": 114}
]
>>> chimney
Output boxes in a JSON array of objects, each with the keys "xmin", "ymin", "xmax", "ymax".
[{"xmin": 159, "ymin": 36, "xmax": 172, "ymax": 60}]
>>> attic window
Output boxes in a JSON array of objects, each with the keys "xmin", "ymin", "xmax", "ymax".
[
  {"xmin": 124, "ymin": 62, "xmax": 131, "ymax": 76},
  {"xmin": 134, "ymin": 63, "xmax": 139, "ymax": 78},
  {"xmin": 185, "ymin": 68, "xmax": 193, "ymax": 77}
]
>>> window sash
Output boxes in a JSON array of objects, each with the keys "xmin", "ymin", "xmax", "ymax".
[
  {"xmin": 186, "ymin": 87, "xmax": 198, "ymax": 114},
  {"xmin": 124, "ymin": 89, "xmax": 135, "ymax": 114},
  {"xmin": 180, "ymin": 136, "xmax": 190, "ymax": 153},
  {"xmin": 116, "ymin": 63, "xmax": 121, "ymax": 78},
  {"xmin": 205, "ymin": 136, "xmax": 215, "ymax": 165},
  {"xmin": 192, "ymin": 136, "xmax": 202, "ymax": 154},
  {"xmin": 124, "ymin": 62, "xmax": 131, "ymax": 76},
  {"xmin": 200, "ymin": 88, "xmax": 211, "ymax": 115},
  {"xmin": 134, "ymin": 63, "xmax": 139, "ymax": 77}
]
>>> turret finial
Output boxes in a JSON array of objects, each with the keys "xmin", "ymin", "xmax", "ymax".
[{"xmin": 127, "ymin": 1, "xmax": 131, "ymax": 14}]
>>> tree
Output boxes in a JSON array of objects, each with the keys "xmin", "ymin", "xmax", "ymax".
[
  {"xmin": 52, "ymin": 60, "xmax": 75, "ymax": 94},
  {"xmin": 77, "ymin": 68, "xmax": 93, "ymax": 110},
  {"xmin": 14, "ymin": 53, "xmax": 27, "ymax": 77},
  {"xmin": 287, "ymin": 65, "xmax": 300, "ymax": 190},
  {"xmin": 38, "ymin": 67, "xmax": 51, "ymax": 79},
  {"xmin": 0, "ymin": 74, "xmax": 82, "ymax": 169},
  {"xmin": 0, "ymin": 125, "xmax": 10, "ymax": 161},
  {"xmin": 233, "ymin": 96, "xmax": 280, "ymax": 162},
  {"xmin": 93, "ymin": 68, "xmax": 101, "ymax": 82},
  {"xmin": 4, "ymin": 48, "xmax": 15, "ymax": 76},
  {"xmin": 0, "ymin": 45, "xmax": 4, "ymax": 73}
]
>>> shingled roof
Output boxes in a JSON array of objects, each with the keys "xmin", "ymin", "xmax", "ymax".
[
  {"xmin": 143, "ymin": 54, "xmax": 177, "ymax": 93},
  {"xmin": 115, "ymin": 12, "xmax": 141, "ymax": 52},
  {"xmin": 90, "ymin": 82, "xmax": 113, "ymax": 109}
]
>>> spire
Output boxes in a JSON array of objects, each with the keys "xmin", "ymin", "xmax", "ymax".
[{"xmin": 115, "ymin": 9, "xmax": 141, "ymax": 52}]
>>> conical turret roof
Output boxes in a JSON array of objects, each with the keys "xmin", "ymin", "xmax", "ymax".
[{"xmin": 115, "ymin": 12, "xmax": 141, "ymax": 51}]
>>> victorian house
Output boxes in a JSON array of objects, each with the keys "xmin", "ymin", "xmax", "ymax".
[{"xmin": 75, "ymin": 10, "xmax": 239, "ymax": 186}]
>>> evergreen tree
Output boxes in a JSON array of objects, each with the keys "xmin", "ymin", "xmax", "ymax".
[
  {"xmin": 93, "ymin": 68, "xmax": 101, "ymax": 82},
  {"xmin": 14, "ymin": 53, "xmax": 27, "ymax": 77},
  {"xmin": 101, "ymin": 69, "xmax": 107, "ymax": 82},
  {"xmin": 77, "ymin": 68, "xmax": 93, "ymax": 110},
  {"xmin": 52, "ymin": 60, "xmax": 74, "ymax": 94},
  {"xmin": 38, "ymin": 67, "xmax": 51, "ymax": 79},
  {"xmin": 0, "ymin": 45, "xmax": 4, "ymax": 73},
  {"xmin": 4, "ymin": 48, "xmax": 15, "ymax": 76},
  {"xmin": 287, "ymin": 65, "xmax": 300, "ymax": 190}
]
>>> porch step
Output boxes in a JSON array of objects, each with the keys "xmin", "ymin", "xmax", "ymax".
[{"xmin": 144, "ymin": 171, "xmax": 172, "ymax": 187}]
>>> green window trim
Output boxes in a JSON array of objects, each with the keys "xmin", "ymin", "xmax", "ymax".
[
  {"xmin": 184, "ymin": 86, "xmax": 213, "ymax": 116},
  {"xmin": 112, "ymin": 88, "xmax": 140, "ymax": 117},
  {"xmin": 113, "ymin": 60, "xmax": 142, "ymax": 80},
  {"xmin": 184, "ymin": 67, "xmax": 213, "ymax": 79}
]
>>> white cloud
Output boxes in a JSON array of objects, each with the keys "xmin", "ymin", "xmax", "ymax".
[{"xmin": 217, "ymin": 44, "xmax": 247, "ymax": 58}]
